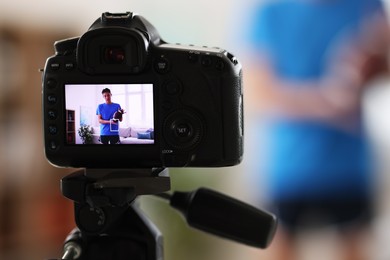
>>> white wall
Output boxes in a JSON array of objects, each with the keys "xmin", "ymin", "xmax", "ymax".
[{"xmin": 65, "ymin": 84, "xmax": 99, "ymax": 143}]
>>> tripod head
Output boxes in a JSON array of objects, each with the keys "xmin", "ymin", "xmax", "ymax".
[{"xmin": 56, "ymin": 168, "xmax": 277, "ymax": 260}]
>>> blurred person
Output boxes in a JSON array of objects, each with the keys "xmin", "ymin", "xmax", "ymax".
[
  {"xmin": 97, "ymin": 88, "xmax": 123, "ymax": 144},
  {"xmin": 244, "ymin": 0, "xmax": 389, "ymax": 259}
]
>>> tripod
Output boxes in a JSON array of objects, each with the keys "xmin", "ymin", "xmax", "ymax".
[{"xmin": 54, "ymin": 168, "xmax": 277, "ymax": 260}]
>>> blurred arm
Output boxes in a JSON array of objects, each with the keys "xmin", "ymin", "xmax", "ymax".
[
  {"xmin": 245, "ymin": 13, "xmax": 390, "ymax": 129},
  {"xmin": 245, "ymin": 57, "xmax": 363, "ymax": 122}
]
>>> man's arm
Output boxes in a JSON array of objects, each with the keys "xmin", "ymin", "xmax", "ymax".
[
  {"xmin": 245, "ymin": 13, "xmax": 390, "ymax": 130},
  {"xmin": 97, "ymin": 114, "xmax": 112, "ymax": 124},
  {"xmin": 245, "ymin": 58, "xmax": 362, "ymax": 119}
]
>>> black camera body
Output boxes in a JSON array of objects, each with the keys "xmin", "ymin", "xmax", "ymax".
[{"xmin": 42, "ymin": 12, "xmax": 243, "ymax": 168}]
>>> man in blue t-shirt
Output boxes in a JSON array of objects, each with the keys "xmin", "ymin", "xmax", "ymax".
[
  {"xmin": 96, "ymin": 88, "xmax": 122, "ymax": 144},
  {"xmin": 246, "ymin": 0, "xmax": 388, "ymax": 259}
]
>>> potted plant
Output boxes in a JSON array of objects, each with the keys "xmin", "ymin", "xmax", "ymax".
[{"xmin": 78, "ymin": 125, "xmax": 93, "ymax": 144}]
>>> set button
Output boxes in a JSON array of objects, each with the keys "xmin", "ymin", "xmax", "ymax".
[
  {"xmin": 164, "ymin": 110, "xmax": 203, "ymax": 150},
  {"xmin": 174, "ymin": 123, "xmax": 193, "ymax": 138}
]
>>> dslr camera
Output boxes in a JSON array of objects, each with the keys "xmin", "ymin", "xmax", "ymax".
[{"xmin": 42, "ymin": 12, "xmax": 243, "ymax": 168}]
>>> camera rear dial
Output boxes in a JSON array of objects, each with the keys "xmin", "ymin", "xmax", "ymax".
[{"xmin": 163, "ymin": 110, "xmax": 204, "ymax": 151}]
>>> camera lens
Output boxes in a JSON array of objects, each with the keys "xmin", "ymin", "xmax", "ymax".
[{"xmin": 104, "ymin": 47, "xmax": 126, "ymax": 64}]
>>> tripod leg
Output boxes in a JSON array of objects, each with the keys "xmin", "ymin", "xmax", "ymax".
[{"xmin": 62, "ymin": 229, "xmax": 82, "ymax": 259}]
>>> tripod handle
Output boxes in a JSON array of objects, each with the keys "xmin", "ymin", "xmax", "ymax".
[{"xmin": 169, "ymin": 188, "xmax": 277, "ymax": 248}]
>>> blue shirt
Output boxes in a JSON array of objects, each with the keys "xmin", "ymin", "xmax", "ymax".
[
  {"xmin": 96, "ymin": 103, "xmax": 121, "ymax": 136},
  {"xmin": 249, "ymin": 0, "xmax": 383, "ymax": 200}
]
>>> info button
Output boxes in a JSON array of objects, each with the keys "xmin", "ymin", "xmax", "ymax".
[{"xmin": 65, "ymin": 62, "xmax": 75, "ymax": 70}]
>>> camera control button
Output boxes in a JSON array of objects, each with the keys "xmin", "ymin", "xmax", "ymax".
[
  {"xmin": 49, "ymin": 140, "xmax": 58, "ymax": 150},
  {"xmin": 48, "ymin": 125, "xmax": 58, "ymax": 135},
  {"xmin": 65, "ymin": 62, "xmax": 75, "ymax": 70},
  {"xmin": 46, "ymin": 78, "xmax": 57, "ymax": 89},
  {"xmin": 215, "ymin": 60, "xmax": 225, "ymax": 70},
  {"xmin": 154, "ymin": 57, "xmax": 170, "ymax": 73},
  {"xmin": 48, "ymin": 110, "xmax": 57, "ymax": 120},
  {"xmin": 164, "ymin": 110, "xmax": 203, "ymax": 150},
  {"xmin": 47, "ymin": 94, "xmax": 57, "ymax": 105},
  {"xmin": 50, "ymin": 62, "xmax": 60, "ymax": 71},
  {"xmin": 175, "ymin": 123, "xmax": 192, "ymax": 138}
]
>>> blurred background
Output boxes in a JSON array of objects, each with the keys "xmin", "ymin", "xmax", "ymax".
[{"xmin": 1, "ymin": 0, "xmax": 390, "ymax": 259}]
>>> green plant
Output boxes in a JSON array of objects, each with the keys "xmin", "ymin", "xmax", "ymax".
[{"xmin": 78, "ymin": 125, "xmax": 93, "ymax": 144}]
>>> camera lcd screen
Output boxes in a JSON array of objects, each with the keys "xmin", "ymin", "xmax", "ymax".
[{"xmin": 65, "ymin": 84, "xmax": 154, "ymax": 145}]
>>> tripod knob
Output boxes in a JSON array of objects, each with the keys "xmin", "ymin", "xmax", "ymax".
[{"xmin": 77, "ymin": 205, "xmax": 106, "ymax": 233}]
